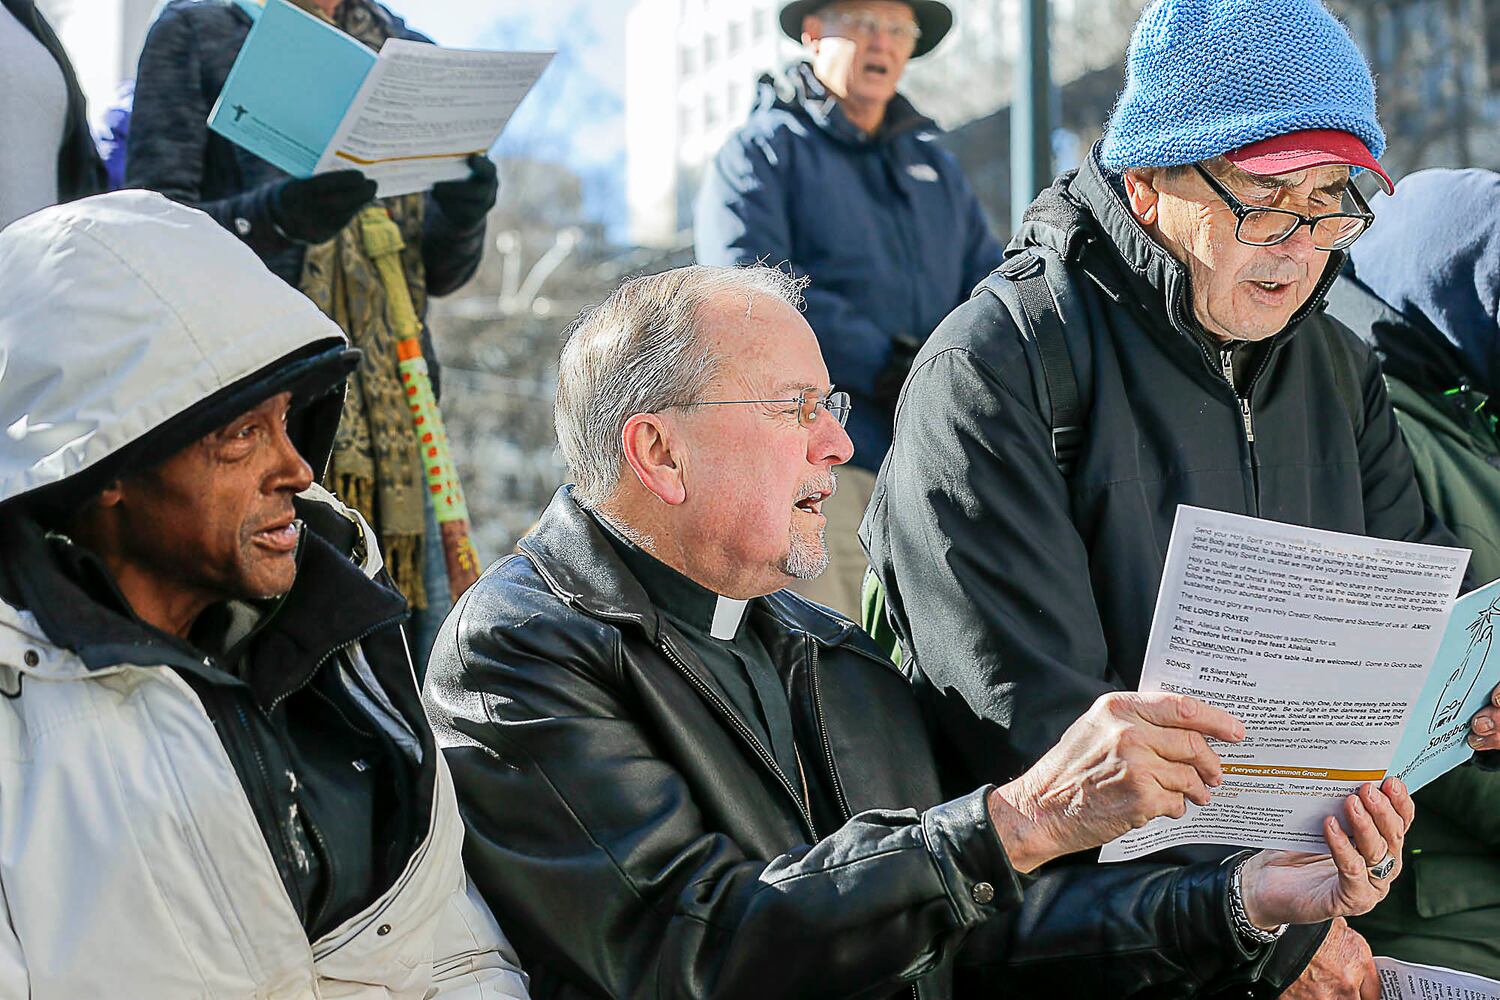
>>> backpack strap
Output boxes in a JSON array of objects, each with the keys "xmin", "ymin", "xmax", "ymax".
[{"xmin": 989, "ymin": 252, "xmax": 1085, "ymax": 476}]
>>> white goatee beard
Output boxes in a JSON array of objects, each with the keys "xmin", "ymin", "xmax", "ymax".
[
  {"xmin": 781, "ymin": 468, "xmax": 835, "ymax": 580},
  {"xmin": 781, "ymin": 521, "xmax": 829, "ymax": 580}
]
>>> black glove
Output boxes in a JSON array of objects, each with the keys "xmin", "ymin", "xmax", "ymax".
[
  {"xmin": 430, "ymin": 154, "xmax": 499, "ymax": 229},
  {"xmin": 270, "ymin": 170, "xmax": 377, "ymax": 244},
  {"xmin": 872, "ymin": 333, "xmax": 923, "ymax": 414}
]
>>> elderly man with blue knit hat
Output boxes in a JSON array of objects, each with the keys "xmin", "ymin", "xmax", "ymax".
[{"xmin": 864, "ymin": 0, "xmax": 1473, "ymax": 996}]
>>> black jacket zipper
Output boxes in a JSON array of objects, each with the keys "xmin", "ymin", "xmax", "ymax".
[
  {"xmin": 809, "ymin": 639, "xmax": 920, "ymax": 1000},
  {"xmin": 273, "ymin": 611, "xmax": 408, "ymax": 931},
  {"xmin": 806, "ymin": 639, "xmax": 853, "ymax": 822},
  {"xmin": 658, "ymin": 636, "xmax": 820, "ymax": 841},
  {"xmin": 205, "ymin": 608, "xmax": 408, "ymax": 932},
  {"xmin": 1219, "ymin": 347, "xmax": 1262, "ymax": 514}
]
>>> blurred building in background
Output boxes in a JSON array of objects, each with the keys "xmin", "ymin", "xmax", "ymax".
[
  {"xmin": 622, "ymin": 0, "xmax": 1147, "ymax": 247},
  {"xmin": 30, "ymin": 0, "xmax": 1500, "ymax": 561},
  {"xmin": 625, "ymin": 0, "xmax": 1500, "ymax": 246}
]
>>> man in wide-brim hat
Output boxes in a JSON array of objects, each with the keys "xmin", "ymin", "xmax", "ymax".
[
  {"xmin": 778, "ymin": 0, "xmax": 952, "ymax": 58},
  {"xmin": 695, "ymin": 0, "xmax": 1003, "ymax": 621}
]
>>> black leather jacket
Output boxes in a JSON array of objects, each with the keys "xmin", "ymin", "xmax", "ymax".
[{"xmin": 424, "ymin": 489, "xmax": 1271, "ymax": 999}]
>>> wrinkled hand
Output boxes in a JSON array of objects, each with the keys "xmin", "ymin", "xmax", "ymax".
[
  {"xmin": 1466, "ymin": 682, "xmax": 1500, "ymax": 752},
  {"xmin": 271, "ymin": 169, "xmax": 377, "ymax": 245},
  {"xmin": 1241, "ymin": 778, "xmax": 1414, "ymax": 929},
  {"xmin": 989, "ymin": 691, "xmax": 1244, "ymax": 872},
  {"xmin": 1277, "ymin": 918, "xmax": 1379, "ymax": 1000},
  {"xmin": 431, "ymin": 154, "xmax": 499, "ymax": 229}
]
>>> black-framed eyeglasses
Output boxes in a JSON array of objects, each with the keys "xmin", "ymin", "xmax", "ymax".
[
  {"xmin": 675, "ymin": 388, "xmax": 852, "ymax": 428},
  {"xmin": 1193, "ymin": 164, "xmax": 1374, "ymax": 251}
]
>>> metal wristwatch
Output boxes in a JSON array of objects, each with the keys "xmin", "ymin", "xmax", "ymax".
[{"xmin": 1229, "ymin": 851, "xmax": 1287, "ymax": 946}]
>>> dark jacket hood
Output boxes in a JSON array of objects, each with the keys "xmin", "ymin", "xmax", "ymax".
[
  {"xmin": 1010, "ymin": 143, "xmax": 1346, "ymax": 357},
  {"xmin": 1324, "ymin": 269, "xmax": 1471, "ymax": 396},
  {"xmin": 753, "ymin": 61, "xmax": 935, "ymax": 147},
  {"xmin": 1345, "ymin": 168, "xmax": 1500, "ymax": 397}
]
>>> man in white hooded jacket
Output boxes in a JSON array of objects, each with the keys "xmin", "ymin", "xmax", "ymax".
[{"xmin": 0, "ymin": 191, "xmax": 530, "ymax": 998}]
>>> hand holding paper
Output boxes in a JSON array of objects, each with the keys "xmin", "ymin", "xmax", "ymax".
[
  {"xmin": 430, "ymin": 155, "xmax": 499, "ymax": 229},
  {"xmin": 1239, "ymin": 777, "xmax": 1414, "ymax": 930},
  {"xmin": 1099, "ymin": 507, "xmax": 1474, "ymax": 861},
  {"xmin": 271, "ymin": 169, "xmax": 375, "ymax": 244},
  {"xmin": 987, "ymin": 691, "xmax": 1245, "ymax": 872},
  {"xmin": 1282, "ymin": 920, "xmax": 1381, "ymax": 1000},
  {"xmin": 1467, "ymin": 680, "xmax": 1500, "ymax": 752}
]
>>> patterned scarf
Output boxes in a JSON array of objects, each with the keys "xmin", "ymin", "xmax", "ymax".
[{"xmin": 295, "ymin": 0, "xmax": 429, "ymax": 608}]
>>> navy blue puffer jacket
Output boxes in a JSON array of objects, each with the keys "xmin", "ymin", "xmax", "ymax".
[{"xmin": 694, "ymin": 63, "xmax": 1002, "ymax": 471}]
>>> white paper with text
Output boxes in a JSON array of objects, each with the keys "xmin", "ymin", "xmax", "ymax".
[
  {"xmin": 314, "ymin": 42, "xmax": 552, "ymax": 197},
  {"xmin": 1377, "ymin": 956, "xmax": 1500, "ymax": 999},
  {"xmin": 1099, "ymin": 507, "xmax": 1467, "ymax": 861}
]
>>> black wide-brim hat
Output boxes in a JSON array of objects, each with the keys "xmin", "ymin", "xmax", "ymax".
[{"xmin": 779, "ymin": 1, "xmax": 953, "ymax": 58}]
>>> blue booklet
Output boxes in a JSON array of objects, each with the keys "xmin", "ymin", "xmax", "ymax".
[
  {"xmin": 207, "ymin": 0, "xmax": 378, "ymax": 177},
  {"xmin": 1389, "ymin": 576, "xmax": 1500, "ymax": 790}
]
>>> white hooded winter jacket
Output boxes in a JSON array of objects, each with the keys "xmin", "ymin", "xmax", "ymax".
[{"xmin": 0, "ymin": 192, "xmax": 530, "ymax": 998}]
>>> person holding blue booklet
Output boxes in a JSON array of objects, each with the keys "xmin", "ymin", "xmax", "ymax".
[{"xmin": 128, "ymin": 0, "xmax": 499, "ymax": 662}]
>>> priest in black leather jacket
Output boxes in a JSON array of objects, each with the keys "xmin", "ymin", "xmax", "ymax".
[{"xmin": 423, "ymin": 264, "xmax": 1413, "ymax": 1000}]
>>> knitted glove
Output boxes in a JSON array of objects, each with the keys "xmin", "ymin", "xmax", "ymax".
[
  {"xmin": 430, "ymin": 154, "xmax": 499, "ymax": 229},
  {"xmin": 270, "ymin": 170, "xmax": 377, "ymax": 244}
]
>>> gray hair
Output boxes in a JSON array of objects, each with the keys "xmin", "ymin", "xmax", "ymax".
[{"xmin": 555, "ymin": 263, "xmax": 808, "ymax": 508}]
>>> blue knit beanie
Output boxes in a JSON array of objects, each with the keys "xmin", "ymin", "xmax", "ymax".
[{"xmin": 1100, "ymin": 0, "xmax": 1384, "ymax": 171}]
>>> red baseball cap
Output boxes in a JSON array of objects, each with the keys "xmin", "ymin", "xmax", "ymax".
[{"xmin": 1224, "ymin": 129, "xmax": 1394, "ymax": 195}]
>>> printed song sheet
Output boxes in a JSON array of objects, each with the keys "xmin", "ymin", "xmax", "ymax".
[
  {"xmin": 314, "ymin": 42, "xmax": 552, "ymax": 197},
  {"xmin": 1377, "ymin": 957, "xmax": 1500, "ymax": 1000},
  {"xmin": 1099, "ymin": 507, "xmax": 1468, "ymax": 861},
  {"xmin": 209, "ymin": 1, "xmax": 551, "ymax": 196}
]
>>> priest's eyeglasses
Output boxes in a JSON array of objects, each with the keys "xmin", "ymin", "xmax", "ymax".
[
  {"xmin": 1194, "ymin": 164, "xmax": 1375, "ymax": 251},
  {"xmin": 677, "ymin": 388, "xmax": 852, "ymax": 428}
]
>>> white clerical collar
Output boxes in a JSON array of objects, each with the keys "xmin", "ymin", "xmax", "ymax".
[{"xmin": 710, "ymin": 596, "xmax": 750, "ymax": 641}]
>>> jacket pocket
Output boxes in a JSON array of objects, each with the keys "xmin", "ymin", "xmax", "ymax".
[{"xmin": 1414, "ymin": 853, "xmax": 1500, "ymax": 918}]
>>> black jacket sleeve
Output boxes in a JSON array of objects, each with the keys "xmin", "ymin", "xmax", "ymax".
[
  {"xmin": 126, "ymin": 6, "xmax": 295, "ymax": 259},
  {"xmin": 869, "ymin": 296, "xmax": 1118, "ymax": 782},
  {"xmin": 420, "ymin": 194, "xmax": 485, "ymax": 297},
  {"xmin": 958, "ymin": 858, "xmax": 1280, "ymax": 997}
]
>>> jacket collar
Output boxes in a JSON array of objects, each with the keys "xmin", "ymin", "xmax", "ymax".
[
  {"xmin": 0, "ymin": 511, "xmax": 211, "ymax": 677},
  {"xmin": 517, "ymin": 488, "xmax": 857, "ymax": 648},
  {"xmin": 763, "ymin": 62, "xmax": 935, "ymax": 148},
  {"xmin": 0, "ymin": 498, "xmax": 406, "ymax": 685}
]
